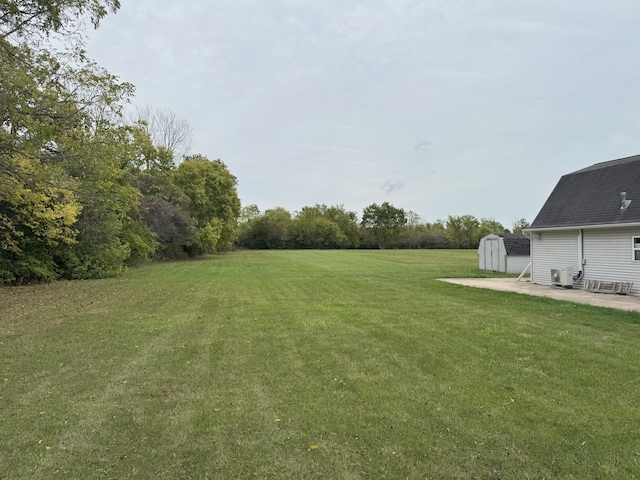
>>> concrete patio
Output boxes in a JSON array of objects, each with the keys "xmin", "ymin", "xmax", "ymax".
[{"xmin": 439, "ymin": 278, "xmax": 640, "ymax": 312}]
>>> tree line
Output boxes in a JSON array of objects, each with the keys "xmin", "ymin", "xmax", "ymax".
[
  {"xmin": 238, "ymin": 202, "xmax": 529, "ymax": 251},
  {"xmin": 1, "ymin": 1, "xmax": 240, "ymax": 284}
]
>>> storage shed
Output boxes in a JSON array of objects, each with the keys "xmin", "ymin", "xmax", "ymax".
[{"xmin": 478, "ymin": 233, "xmax": 531, "ymax": 274}]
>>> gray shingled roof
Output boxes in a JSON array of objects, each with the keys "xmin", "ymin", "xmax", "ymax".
[
  {"xmin": 531, "ymin": 154, "xmax": 640, "ymax": 228},
  {"xmin": 499, "ymin": 234, "xmax": 530, "ymax": 255}
]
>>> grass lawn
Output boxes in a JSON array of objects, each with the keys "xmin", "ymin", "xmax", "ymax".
[{"xmin": 2, "ymin": 249, "xmax": 640, "ymax": 479}]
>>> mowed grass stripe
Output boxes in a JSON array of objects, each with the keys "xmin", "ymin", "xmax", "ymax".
[{"xmin": 1, "ymin": 250, "xmax": 640, "ymax": 479}]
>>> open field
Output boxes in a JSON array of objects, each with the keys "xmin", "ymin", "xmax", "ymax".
[{"xmin": 2, "ymin": 249, "xmax": 640, "ymax": 479}]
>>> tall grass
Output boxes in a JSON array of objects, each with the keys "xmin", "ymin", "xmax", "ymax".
[{"xmin": 1, "ymin": 250, "xmax": 639, "ymax": 479}]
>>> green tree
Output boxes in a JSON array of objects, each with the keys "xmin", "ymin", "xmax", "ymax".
[
  {"xmin": 236, "ymin": 204, "xmax": 260, "ymax": 248},
  {"xmin": 512, "ymin": 218, "xmax": 530, "ymax": 234},
  {"xmin": 322, "ymin": 204, "xmax": 359, "ymax": 248},
  {"xmin": 403, "ymin": 210, "xmax": 422, "ymax": 248},
  {"xmin": 445, "ymin": 214, "xmax": 481, "ymax": 249},
  {"xmin": 478, "ymin": 217, "xmax": 508, "ymax": 239},
  {"xmin": 238, "ymin": 207, "xmax": 292, "ymax": 249},
  {"xmin": 0, "ymin": 41, "xmax": 85, "ymax": 282},
  {"xmin": 60, "ymin": 123, "xmax": 158, "ymax": 278},
  {"xmin": 0, "ymin": 157, "xmax": 81, "ymax": 283},
  {"xmin": 122, "ymin": 123, "xmax": 176, "ymax": 174},
  {"xmin": 239, "ymin": 204, "xmax": 261, "ymax": 223},
  {"xmin": 361, "ymin": 202, "xmax": 407, "ymax": 249},
  {"xmin": 291, "ymin": 206, "xmax": 346, "ymax": 249},
  {"xmin": 135, "ymin": 172, "xmax": 197, "ymax": 258},
  {"xmin": 424, "ymin": 220, "xmax": 449, "ymax": 248},
  {"xmin": 170, "ymin": 155, "xmax": 240, "ymax": 253},
  {"xmin": 0, "ymin": 0, "xmax": 157, "ymax": 282},
  {"xmin": 1, "ymin": 1, "xmax": 120, "ymax": 40}
]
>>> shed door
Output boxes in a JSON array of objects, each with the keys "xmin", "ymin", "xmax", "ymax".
[{"xmin": 485, "ymin": 238, "xmax": 499, "ymax": 271}]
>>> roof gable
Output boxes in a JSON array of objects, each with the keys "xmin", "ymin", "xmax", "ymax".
[{"xmin": 531, "ymin": 154, "xmax": 640, "ymax": 228}]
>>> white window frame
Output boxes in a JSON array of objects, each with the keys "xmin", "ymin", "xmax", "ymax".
[{"xmin": 633, "ymin": 236, "xmax": 640, "ymax": 261}]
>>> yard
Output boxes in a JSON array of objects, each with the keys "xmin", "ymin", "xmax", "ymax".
[{"xmin": 1, "ymin": 250, "xmax": 639, "ymax": 479}]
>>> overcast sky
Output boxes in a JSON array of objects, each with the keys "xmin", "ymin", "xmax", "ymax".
[{"xmin": 86, "ymin": 1, "xmax": 640, "ymax": 228}]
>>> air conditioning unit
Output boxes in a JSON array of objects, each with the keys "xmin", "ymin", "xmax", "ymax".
[{"xmin": 551, "ymin": 266, "xmax": 573, "ymax": 287}]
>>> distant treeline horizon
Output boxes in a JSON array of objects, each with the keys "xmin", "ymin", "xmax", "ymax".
[{"xmin": 236, "ymin": 202, "xmax": 530, "ymax": 250}]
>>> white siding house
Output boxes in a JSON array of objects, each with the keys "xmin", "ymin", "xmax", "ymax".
[
  {"xmin": 527, "ymin": 155, "xmax": 640, "ymax": 296},
  {"xmin": 478, "ymin": 234, "xmax": 530, "ymax": 274},
  {"xmin": 529, "ymin": 230, "xmax": 579, "ymax": 285}
]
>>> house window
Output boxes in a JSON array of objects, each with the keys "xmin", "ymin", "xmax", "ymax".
[{"xmin": 634, "ymin": 237, "xmax": 640, "ymax": 260}]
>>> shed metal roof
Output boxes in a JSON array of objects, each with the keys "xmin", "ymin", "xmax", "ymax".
[{"xmin": 530, "ymin": 154, "xmax": 640, "ymax": 229}]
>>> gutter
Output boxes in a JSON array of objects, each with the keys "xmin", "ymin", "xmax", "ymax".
[{"xmin": 525, "ymin": 221, "xmax": 640, "ymax": 233}]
